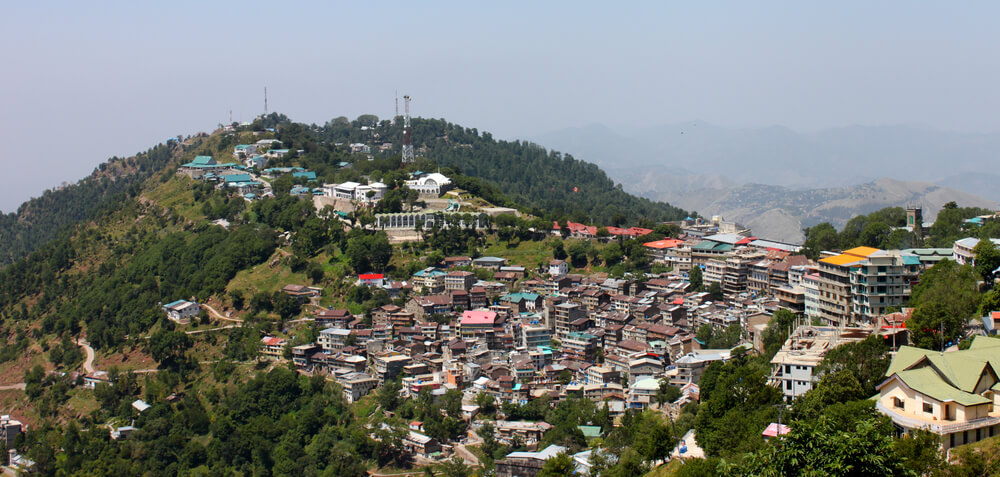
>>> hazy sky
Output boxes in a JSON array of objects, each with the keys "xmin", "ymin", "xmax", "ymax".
[{"xmin": 2, "ymin": 1, "xmax": 998, "ymax": 212}]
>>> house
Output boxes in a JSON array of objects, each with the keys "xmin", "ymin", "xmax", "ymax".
[
  {"xmin": 403, "ymin": 431, "xmax": 442, "ymax": 457},
  {"xmin": 318, "ymin": 328, "xmax": 353, "ymax": 352},
  {"xmin": 110, "ymin": 425, "xmax": 137, "ymax": 440},
  {"xmin": 358, "ymin": 273, "xmax": 385, "ymax": 287},
  {"xmin": 338, "ymin": 372, "xmax": 378, "ymax": 403},
  {"xmin": 83, "ymin": 371, "xmax": 111, "ymax": 389},
  {"xmin": 548, "ymin": 260, "xmax": 569, "ymax": 276},
  {"xmin": 444, "ymin": 256, "xmax": 473, "ymax": 268},
  {"xmin": 282, "ymin": 284, "xmax": 321, "ymax": 300},
  {"xmin": 413, "ymin": 268, "xmax": 446, "ymax": 294},
  {"xmin": 445, "ymin": 271, "xmax": 476, "ymax": 291},
  {"xmin": 628, "ymin": 377, "xmax": 660, "ymax": 410},
  {"xmin": 459, "ymin": 310, "xmax": 499, "ymax": 340},
  {"xmin": 315, "ymin": 308, "xmax": 352, "ymax": 329},
  {"xmin": 260, "ymin": 336, "xmax": 287, "ymax": 357},
  {"xmin": 1, "ymin": 415, "xmax": 22, "ymax": 449},
  {"xmin": 162, "ymin": 299, "xmax": 200, "ymax": 325},
  {"xmin": 876, "ymin": 336, "xmax": 1000, "ymax": 450},
  {"xmin": 473, "ymin": 256, "xmax": 507, "ymax": 270},
  {"xmin": 495, "ymin": 445, "xmax": 568, "ymax": 477}
]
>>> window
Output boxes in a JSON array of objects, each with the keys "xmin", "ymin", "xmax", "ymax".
[
  {"xmin": 893, "ymin": 397, "xmax": 905, "ymax": 409},
  {"xmin": 923, "ymin": 403, "xmax": 933, "ymax": 413}
]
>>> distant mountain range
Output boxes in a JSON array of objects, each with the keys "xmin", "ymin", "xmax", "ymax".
[{"xmin": 529, "ymin": 122, "xmax": 1000, "ymax": 242}]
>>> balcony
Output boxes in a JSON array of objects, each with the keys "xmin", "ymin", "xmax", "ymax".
[{"xmin": 877, "ymin": 400, "xmax": 1000, "ymax": 434}]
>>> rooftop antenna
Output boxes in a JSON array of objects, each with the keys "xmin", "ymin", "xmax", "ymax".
[
  {"xmin": 264, "ymin": 87, "xmax": 268, "ymax": 116},
  {"xmin": 229, "ymin": 109, "xmax": 232, "ymax": 124},
  {"xmin": 402, "ymin": 95, "xmax": 414, "ymax": 163}
]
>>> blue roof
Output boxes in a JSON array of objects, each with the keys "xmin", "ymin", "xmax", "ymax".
[
  {"xmin": 163, "ymin": 299, "xmax": 187, "ymax": 308},
  {"xmin": 190, "ymin": 155, "xmax": 215, "ymax": 165},
  {"xmin": 223, "ymin": 173, "xmax": 253, "ymax": 183},
  {"xmin": 290, "ymin": 186, "xmax": 311, "ymax": 195},
  {"xmin": 292, "ymin": 171, "xmax": 317, "ymax": 180},
  {"xmin": 243, "ymin": 193, "xmax": 257, "ymax": 199}
]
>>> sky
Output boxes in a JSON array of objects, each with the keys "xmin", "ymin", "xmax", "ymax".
[{"xmin": 1, "ymin": 1, "xmax": 998, "ymax": 212}]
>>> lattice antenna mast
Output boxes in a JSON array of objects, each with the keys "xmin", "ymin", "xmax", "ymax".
[
  {"xmin": 264, "ymin": 87, "xmax": 268, "ymax": 115},
  {"xmin": 401, "ymin": 95, "xmax": 414, "ymax": 163}
]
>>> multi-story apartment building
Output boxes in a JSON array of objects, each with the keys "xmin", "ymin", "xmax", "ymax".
[
  {"xmin": 816, "ymin": 247, "xmax": 880, "ymax": 325},
  {"xmin": 703, "ymin": 259, "xmax": 726, "ymax": 287},
  {"xmin": 722, "ymin": 249, "xmax": 765, "ymax": 296},
  {"xmin": 802, "ymin": 272, "xmax": 821, "ymax": 319},
  {"xmin": 850, "ymin": 250, "xmax": 921, "ymax": 322},
  {"xmin": 553, "ymin": 302, "xmax": 585, "ymax": 338}
]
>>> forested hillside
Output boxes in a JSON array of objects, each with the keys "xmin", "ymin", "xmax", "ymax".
[
  {"xmin": 0, "ymin": 141, "xmax": 185, "ymax": 266},
  {"xmin": 318, "ymin": 115, "xmax": 692, "ymax": 224}
]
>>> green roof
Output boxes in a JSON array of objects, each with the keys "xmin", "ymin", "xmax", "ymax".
[
  {"xmin": 883, "ymin": 337, "xmax": 1000, "ymax": 406},
  {"xmin": 578, "ymin": 426, "xmax": 602, "ymax": 438},
  {"xmin": 190, "ymin": 155, "xmax": 215, "ymax": 165},
  {"xmin": 895, "ymin": 367, "xmax": 990, "ymax": 406},
  {"xmin": 692, "ymin": 241, "xmax": 734, "ymax": 252}
]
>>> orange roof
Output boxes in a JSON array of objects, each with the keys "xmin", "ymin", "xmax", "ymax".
[
  {"xmin": 819, "ymin": 254, "xmax": 866, "ymax": 266},
  {"xmin": 644, "ymin": 239, "xmax": 684, "ymax": 250},
  {"xmin": 842, "ymin": 246, "xmax": 881, "ymax": 258}
]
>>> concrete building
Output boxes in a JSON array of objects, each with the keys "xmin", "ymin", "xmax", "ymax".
[
  {"xmin": 162, "ymin": 299, "xmax": 200, "ymax": 325},
  {"xmin": 769, "ymin": 325, "xmax": 873, "ymax": 401},
  {"xmin": 338, "ymin": 372, "xmax": 378, "ymax": 403},
  {"xmin": 850, "ymin": 250, "xmax": 921, "ymax": 322},
  {"xmin": 816, "ymin": 247, "xmax": 880, "ymax": 325}
]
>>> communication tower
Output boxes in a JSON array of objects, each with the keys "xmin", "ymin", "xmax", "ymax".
[{"xmin": 401, "ymin": 95, "xmax": 414, "ymax": 163}]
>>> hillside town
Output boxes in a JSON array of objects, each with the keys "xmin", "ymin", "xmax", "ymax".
[{"xmin": 4, "ymin": 120, "xmax": 1000, "ymax": 476}]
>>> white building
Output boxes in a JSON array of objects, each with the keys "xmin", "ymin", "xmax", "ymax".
[
  {"xmin": 162, "ymin": 299, "xmax": 200, "ymax": 324},
  {"xmin": 770, "ymin": 325, "xmax": 873, "ymax": 401},
  {"xmin": 325, "ymin": 181, "xmax": 387, "ymax": 205},
  {"xmin": 404, "ymin": 172, "xmax": 453, "ymax": 197},
  {"xmin": 953, "ymin": 237, "xmax": 1000, "ymax": 266}
]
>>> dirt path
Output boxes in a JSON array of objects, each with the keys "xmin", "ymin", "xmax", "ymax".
[
  {"xmin": 0, "ymin": 383, "xmax": 25, "ymax": 391},
  {"xmin": 79, "ymin": 339, "xmax": 96, "ymax": 373},
  {"xmin": 202, "ymin": 303, "xmax": 244, "ymax": 323},
  {"xmin": 185, "ymin": 324, "xmax": 239, "ymax": 335}
]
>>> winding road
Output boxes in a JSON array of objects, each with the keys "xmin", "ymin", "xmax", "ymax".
[
  {"xmin": 79, "ymin": 339, "xmax": 96, "ymax": 374},
  {"xmin": 202, "ymin": 303, "xmax": 244, "ymax": 323}
]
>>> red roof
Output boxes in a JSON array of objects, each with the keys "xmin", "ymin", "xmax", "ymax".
[
  {"xmin": 644, "ymin": 239, "xmax": 684, "ymax": 250},
  {"xmin": 261, "ymin": 337, "xmax": 285, "ymax": 346},
  {"xmin": 461, "ymin": 310, "xmax": 498, "ymax": 325},
  {"xmin": 671, "ymin": 298, "xmax": 684, "ymax": 305},
  {"xmin": 762, "ymin": 423, "xmax": 790, "ymax": 437},
  {"xmin": 359, "ymin": 273, "xmax": 384, "ymax": 280}
]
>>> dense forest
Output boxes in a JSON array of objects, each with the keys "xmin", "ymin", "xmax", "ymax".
[
  {"xmin": 0, "ymin": 142, "xmax": 183, "ymax": 266},
  {"xmin": 278, "ymin": 114, "xmax": 694, "ymax": 225}
]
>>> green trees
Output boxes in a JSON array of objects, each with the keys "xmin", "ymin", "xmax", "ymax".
[
  {"xmin": 973, "ymin": 238, "xmax": 1000, "ymax": 284},
  {"xmin": 148, "ymin": 328, "xmax": 192, "ymax": 369},
  {"xmin": 815, "ymin": 335, "xmax": 890, "ymax": 396},
  {"xmin": 689, "ymin": 266, "xmax": 703, "ymax": 291},
  {"xmin": 906, "ymin": 259, "xmax": 980, "ymax": 350},
  {"xmin": 694, "ymin": 355, "xmax": 781, "ymax": 457},
  {"xmin": 733, "ymin": 413, "xmax": 908, "ymax": 477},
  {"xmin": 538, "ymin": 452, "xmax": 575, "ymax": 477},
  {"xmin": 345, "ymin": 231, "xmax": 393, "ymax": 272}
]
